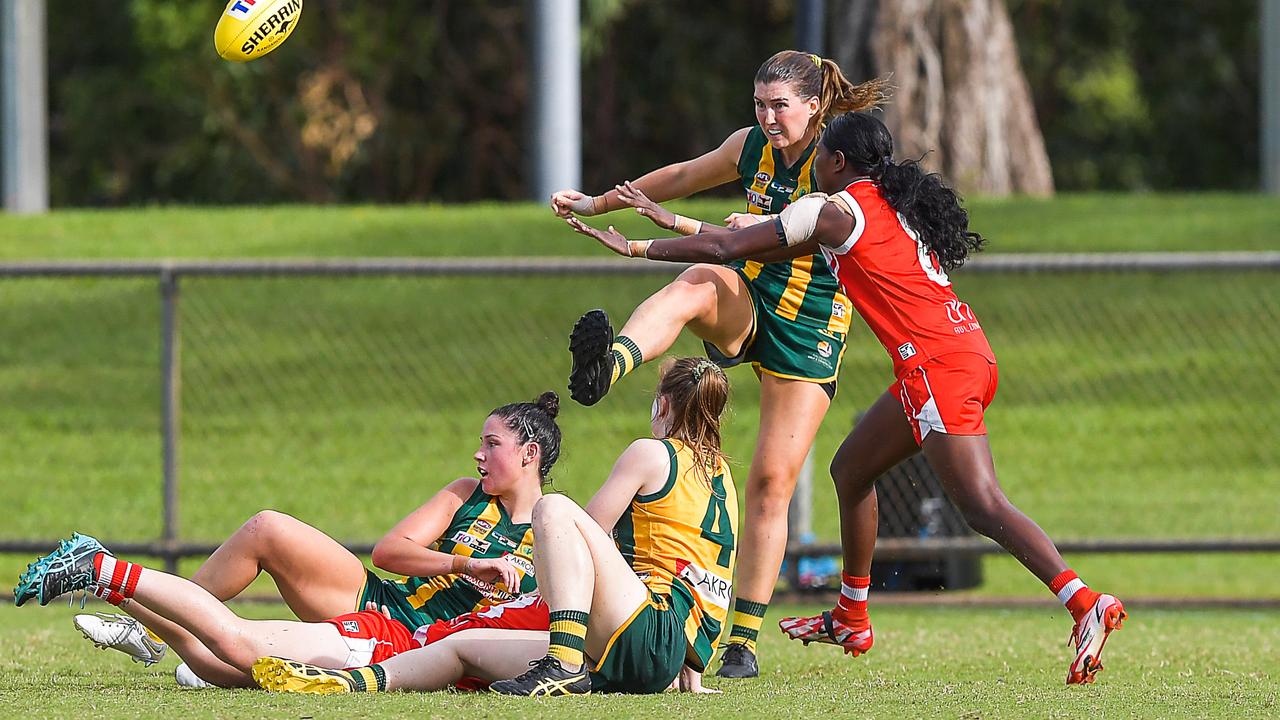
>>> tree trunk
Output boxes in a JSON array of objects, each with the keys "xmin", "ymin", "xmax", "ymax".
[{"xmin": 831, "ymin": 0, "xmax": 1053, "ymax": 196}]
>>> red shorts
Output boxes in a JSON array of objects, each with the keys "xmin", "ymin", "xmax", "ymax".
[
  {"xmin": 324, "ymin": 611, "xmax": 417, "ymax": 668},
  {"xmin": 892, "ymin": 352, "xmax": 998, "ymax": 445},
  {"xmin": 415, "ymin": 594, "xmax": 550, "ymax": 645},
  {"xmin": 416, "ymin": 594, "xmax": 550, "ymax": 692}
]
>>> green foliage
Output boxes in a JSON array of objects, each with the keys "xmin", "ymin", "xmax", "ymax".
[
  {"xmin": 41, "ymin": 1, "xmax": 1265, "ymax": 203},
  {"xmin": 1011, "ymin": 0, "xmax": 1260, "ymax": 190}
]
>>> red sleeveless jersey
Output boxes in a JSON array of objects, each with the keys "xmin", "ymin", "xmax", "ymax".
[{"xmin": 823, "ymin": 179, "xmax": 995, "ymax": 377}]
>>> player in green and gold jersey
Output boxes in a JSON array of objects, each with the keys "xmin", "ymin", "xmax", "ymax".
[
  {"xmin": 250, "ymin": 357, "xmax": 737, "ymax": 696},
  {"xmin": 553, "ymin": 51, "xmax": 888, "ymax": 678},
  {"xmin": 54, "ymin": 393, "xmax": 562, "ymax": 687}
]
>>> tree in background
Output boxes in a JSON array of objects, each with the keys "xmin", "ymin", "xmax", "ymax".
[
  {"xmin": 831, "ymin": 0, "xmax": 1054, "ymax": 196},
  {"xmin": 42, "ymin": 0, "xmax": 1263, "ymax": 205}
]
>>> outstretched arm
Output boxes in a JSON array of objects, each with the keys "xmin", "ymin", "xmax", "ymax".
[
  {"xmin": 567, "ymin": 195, "xmax": 851, "ymax": 264},
  {"xmin": 551, "ymin": 128, "xmax": 749, "ymax": 218}
]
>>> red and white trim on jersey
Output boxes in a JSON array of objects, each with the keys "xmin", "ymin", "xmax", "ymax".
[{"xmin": 825, "ymin": 187, "xmax": 867, "ymax": 255}]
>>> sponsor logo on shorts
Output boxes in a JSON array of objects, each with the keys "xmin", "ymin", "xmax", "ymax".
[
  {"xmin": 676, "ymin": 560, "xmax": 732, "ymax": 610},
  {"xmin": 898, "ymin": 342, "xmax": 917, "ymax": 360},
  {"xmin": 451, "ymin": 531, "xmax": 491, "ymax": 554},
  {"xmin": 816, "ymin": 340, "xmax": 832, "ymax": 358},
  {"xmin": 831, "ymin": 301, "xmax": 847, "ymax": 319},
  {"xmin": 342, "ymin": 620, "xmax": 360, "ymax": 633}
]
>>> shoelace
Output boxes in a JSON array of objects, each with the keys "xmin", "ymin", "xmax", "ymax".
[{"xmin": 516, "ymin": 656, "xmax": 565, "ymax": 681}]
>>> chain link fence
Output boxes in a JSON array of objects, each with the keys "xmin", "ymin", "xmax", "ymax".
[{"xmin": 2, "ymin": 255, "xmax": 1278, "ymax": 583}]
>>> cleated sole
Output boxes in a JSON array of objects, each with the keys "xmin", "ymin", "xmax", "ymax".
[{"xmin": 567, "ymin": 309, "xmax": 614, "ymax": 406}]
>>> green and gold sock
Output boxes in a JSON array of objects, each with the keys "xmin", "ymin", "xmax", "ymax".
[
  {"xmin": 547, "ymin": 609, "xmax": 590, "ymax": 668},
  {"xmin": 727, "ymin": 598, "xmax": 768, "ymax": 653},
  {"xmin": 609, "ymin": 336, "xmax": 644, "ymax": 386},
  {"xmin": 348, "ymin": 664, "xmax": 388, "ymax": 692}
]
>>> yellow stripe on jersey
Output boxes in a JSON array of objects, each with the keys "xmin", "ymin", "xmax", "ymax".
[
  {"xmin": 797, "ymin": 151, "xmax": 815, "ymax": 195},
  {"xmin": 829, "ymin": 289, "xmax": 853, "ymax": 334},
  {"xmin": 775, "ymin": 254, "xmax": 814, "ymax": 321},
  {"xmin": 747, "ymin": 141, "xmax": 774, "ymax": 213}
]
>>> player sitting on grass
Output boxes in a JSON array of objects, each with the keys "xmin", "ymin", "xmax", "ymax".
[
  {"xmin": 13, "ymin": 393, "xmax": 562, "ymax": 688},
  {"xmin": 250, "ymin": 357, "xmax": 737, "ymax": 696},
  {"xmin": 568, "ymin": 111, "xmax": 1127, "ymax": 685}
]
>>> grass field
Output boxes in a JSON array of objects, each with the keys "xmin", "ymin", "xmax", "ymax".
[
  {"xmin": 2, "ymin": 197, "xmax": 1278, "ymax": 596},
  {"xmin": 1, "ymin": 601, "xmax": 1275, "ymax": 719}
]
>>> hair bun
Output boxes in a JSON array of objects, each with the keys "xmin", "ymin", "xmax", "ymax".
[{"xmin": 534, "ymin": 391, "xmax": 560, "ymax": 419}]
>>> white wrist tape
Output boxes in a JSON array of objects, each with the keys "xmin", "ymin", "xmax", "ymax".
[{"xmin": 778, "ymin": 193, "xmax": 829, "ymax": 247}]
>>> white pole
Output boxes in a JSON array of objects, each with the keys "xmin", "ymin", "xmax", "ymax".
[
  {"xmin": 2, "ymin": 0, "xmax": 48, "ymax": 214},
  {"xmin": 787, "ymin": 0, "xmax": 825, "ymax": 545},
  {"xmin": 530, "ymin": 0, "xmax": 581, "ymax": 202},
  {"xmin": 1264, "ymin": 0, "xmax": 1280, "ymax": 193}
]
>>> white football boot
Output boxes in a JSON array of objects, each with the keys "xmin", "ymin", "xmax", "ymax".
[
  {"xmin": 74, "ymin": 612, "xmax": 167, "ymax": 666},
  {"xmin": 175, "ymin": 662, "xmax": 216, "ymax": 689},
  {"xmin": 1066, "ymin": 594, "xmax": 1127, "ymax": 684}
]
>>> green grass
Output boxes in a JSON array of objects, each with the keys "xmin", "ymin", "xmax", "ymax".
[
  {"xmin": 0, "ymin": 602, "xmax": 1275, "ymax": 719},
  {"xmin": 1, "ymin": 197, "xmax": 1278, "ymax": 598},
  {"xmin": 0, "ymin": 193, "xmax": 1276, "ymax": 259}
]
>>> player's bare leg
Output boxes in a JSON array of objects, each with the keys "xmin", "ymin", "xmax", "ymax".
[
  {"xmin": 109, "ymin": 598, "xmax": 251, "ymax": 688},
  {"xmin": 253, "ymin": 629, "xmax": 550, "ymax": 694},
  {"xmin": 570, "ymin": 265, "xmax": 753, "ymax": 405},
  {"xmin": 192, "ymin": 510, "xmax": 366, "ymax": 621},
  {"xmin": 921, "ymin": 433, "xmax": 1126, "ymax": 684},
  {"xmin": 719, "ymin": 375, "xmax": 830, "ymax": 678},
  {"xmin": 489, "ymin": 493, "xmax": 653, "ymax": 695},
  {"xmin": 778, "ymin": 391, "xmax": 917, "ymax": 655}
]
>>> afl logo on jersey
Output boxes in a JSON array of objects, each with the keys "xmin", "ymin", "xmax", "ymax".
[
  {"xmin": 471, "ymin": 519, "xmax": 494, "ymax": 533},
  {"xmin": 754, "ymin": 171, "xmax": 771, "ymax": 185}
]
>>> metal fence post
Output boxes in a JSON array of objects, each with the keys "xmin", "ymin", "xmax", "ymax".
[{"xmin": 160, "ymin": 269, "xmax": 180, "ymax": 573}]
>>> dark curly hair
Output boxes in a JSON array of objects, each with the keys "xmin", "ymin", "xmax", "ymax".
[
  {"xmin": 821, "ymin": 112, "xmax": 985, "ymax": 271},
  {"xmin": 490, "ymin": 391, "xmax": 561, "ymax": 483}
]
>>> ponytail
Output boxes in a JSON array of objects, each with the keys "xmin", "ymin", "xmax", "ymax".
[
  {"xmin": 655, "ymin": 357, "xmax": 730, "ymax": 483},
  {"xmin": 822, "ymin": 112, "xmax": 985, "ymax": 271}
]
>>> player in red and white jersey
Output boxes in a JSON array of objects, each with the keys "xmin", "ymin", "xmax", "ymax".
[{"xmin": 568, "ymin": 111, "xmax": 1126, "ymax": 686}]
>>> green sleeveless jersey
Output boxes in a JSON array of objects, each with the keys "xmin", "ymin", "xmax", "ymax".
[
  {"xmin": 395, "ymin": 483, "xmax": 537, "ymax": 614},
  {"xmin": 733, "ymin": 126, "xmax": 852, "ymax": 335}
]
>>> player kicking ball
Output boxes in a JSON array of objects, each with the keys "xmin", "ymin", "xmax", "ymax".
[{"xmin": 568, "ymin": 112, "xmax": 1126, "ymax": 685}]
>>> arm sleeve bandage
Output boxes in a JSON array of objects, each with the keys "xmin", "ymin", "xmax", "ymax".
[{"xmin": 777, "ymin": 193, "xmax": 830, "ymax": 247}]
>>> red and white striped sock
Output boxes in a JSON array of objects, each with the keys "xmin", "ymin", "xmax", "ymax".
[
  {"xmin": 91, "ymin": 583, "xmax": 127, "ymax": 606},
  {"xmin": 93, "ymin": 553, "xmax": 143, "ymax": 601},
  {"xmin": 1048, "ymin": 569, "xmax": 1100, "ymax": 623},
  {"xmin": 832, "ymin": 572, "xmax": 871, "ymax": 630}
]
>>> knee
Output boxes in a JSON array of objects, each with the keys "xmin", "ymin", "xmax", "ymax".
[
  {"xmin": 201, "ymin": 631, "xmax": 256, "ymax": 672},
  {"xmin": 662, "ymin": 269, "xmax": 719, "ymax": 310},
  {"xmin": 744, "ymin": 466, "xmax": 798, "ymax": 516},
  {"xmin": 955, "ymin": 489, "xmax": 1013, "ymax": 537},
  {"xmin": 236, "ymin": 510, "xmax": 295, "ymax": 556},
  {"xmin": 829, "ymin": 453, "xmax": 875, "ymax": 499},
  {"xmin": 532, "ymin": 494, "xmax": 581, "ymax": 529}
]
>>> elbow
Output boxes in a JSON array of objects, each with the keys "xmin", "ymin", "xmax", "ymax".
[{"xmin": 370, "ymin": 540, "xmax": 395, "ymax": 570}]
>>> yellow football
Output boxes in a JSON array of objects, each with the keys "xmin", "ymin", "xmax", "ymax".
[{"xmin": 214, "ymin": 0, "xmax": 303, "ymax": 62}]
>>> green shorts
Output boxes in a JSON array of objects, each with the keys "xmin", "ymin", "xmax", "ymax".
[
  {"xmin": 356, "ymin": 569, "xmax": 480, "ymax": 633},
  {"xmin": 704, "ymin": 268, "xmax": 846, "ymax": 398},
  {"xmin": 588, "ymin": 590, "xmax": 693, "ymax": 694}
]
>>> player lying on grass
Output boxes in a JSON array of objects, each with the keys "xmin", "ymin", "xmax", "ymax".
[
  {"xmin": 553, "ymin": 50, "xmax": 888, "ymax": 680},
  {"xmin": 567, "ymin": 112, "xmax": 1127, "ymax": 685},
  {"xmin": 250, "ymin": 357, "xmax": 738, "ymax": 696},
  {"xmin": 13, "ymin": 393, "xmax": 563, "ymax": 688}
]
